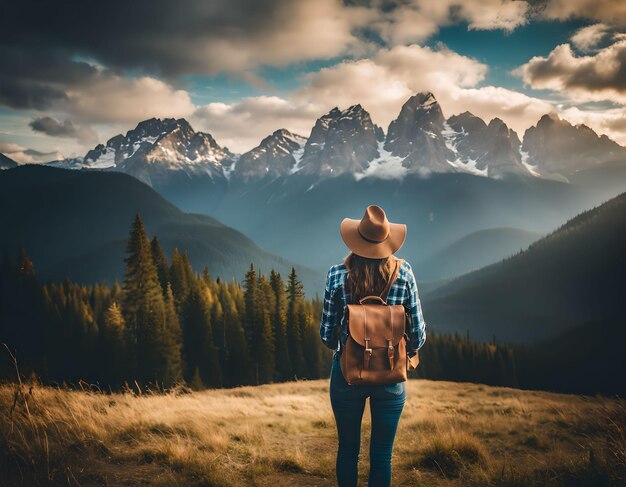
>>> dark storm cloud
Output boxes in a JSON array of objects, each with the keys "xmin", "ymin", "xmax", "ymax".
[
  {"xmin": 0, "ymin": 77, "xmax": 67, "ymax": 110},
  {"xmin": 514, "ymin": 38, "xmax": 626, "ymax": 101},
  {"xmin": 0, "ymin": 46, "xmax": 99, "ymax": 109},
  {"xmin": 0, "ymin": 0, "xmax": 368, "ymax": 113},
  {"xmin": 0, "ymin": 0, "xmax": 365, "ymax": 77},
  {"xmin": 29, "ymin": 117, "xmax": 98, "ymax": 143}
]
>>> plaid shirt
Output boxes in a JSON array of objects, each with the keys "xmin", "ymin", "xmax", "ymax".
[{"xmin": 319, "ymin": 259, "xmax": 426, "ymax": 356}]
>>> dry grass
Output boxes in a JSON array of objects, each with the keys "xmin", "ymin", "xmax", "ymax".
[{"xmin": 1, "ymin": 378, "xmax": 624, "ymax": 486}]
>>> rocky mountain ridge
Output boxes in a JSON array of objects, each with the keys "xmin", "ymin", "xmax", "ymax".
[{"xmin": 35, "ymin": 92, "xmax": 626, "ymax": 184}]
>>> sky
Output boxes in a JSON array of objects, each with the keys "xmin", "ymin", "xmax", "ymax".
[{"xmin": 0, "ymin": 0, "xmax": 625, "ymax": 162}]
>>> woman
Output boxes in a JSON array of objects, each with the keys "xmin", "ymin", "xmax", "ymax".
[{"xmin": 319, "ymin": 204, "xmax": 426, "ymax": 487}]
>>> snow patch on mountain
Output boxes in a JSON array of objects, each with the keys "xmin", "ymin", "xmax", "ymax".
[
  {"xmin": 289, "ymin": 146, "xmax": 306, "ymax": 174},
  {"xmin": 520, "ymin": 149, "xmax": 540, "ymax": 177},
  {"xmin": 441, "ymin": 122, "xmax": 488, "ymax": 177},
  {"xmin": 86, "ymin": 149, "xmax": 116, "ymax": 169},
  {"xmin": 354, "ymin": 142, "xmax": 408, "ymax": 181}
]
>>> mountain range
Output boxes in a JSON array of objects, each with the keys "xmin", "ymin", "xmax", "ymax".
[
  {"xmin": 8, "ymin": 91, "xmax": 619, "ymax": 186},
  {"xmin": 1, "ymin": 90, "xmax": 626, "ymax": 299}
]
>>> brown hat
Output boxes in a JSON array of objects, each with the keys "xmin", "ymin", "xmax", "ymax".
[{"xmin": 340, "ymin": 205, "xmax": 406, "ymax": 259}]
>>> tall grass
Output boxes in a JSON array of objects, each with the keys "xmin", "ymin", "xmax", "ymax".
[{"xmin": 1, "ymin": 372, "xmax": 624, "ymax": 486}]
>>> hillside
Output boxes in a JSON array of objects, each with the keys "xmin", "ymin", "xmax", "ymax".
[
  {"xmin": 0, "ymin": 380, "xmax": 623, "ymax": 487},
  {"xmin": 215, "ymin": 171, "xmax": 598, "ymax": 279},
  {"xmin": 0, "ymin": 165, "xmax": 322, "ymax": 295},
  {"xmin": 418, "ymin": 227, "xmax": 542, "ymax": 280},
  {"xmin": 0, "ymin": 152, "xmax": 17, "ymax": 169},
  {"xmin": 423, "ymin": 191, "xmax": 626, "ymax": 343}
]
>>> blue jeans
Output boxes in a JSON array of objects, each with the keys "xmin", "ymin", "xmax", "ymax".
[{"xmin": 329, "ymin": 352, "xmax": 406, "ymax": 487}]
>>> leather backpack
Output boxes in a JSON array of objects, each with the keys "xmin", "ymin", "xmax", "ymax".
[{"xmin": 339, "ymin": 256, "xmax": 419, "ymax": 385}]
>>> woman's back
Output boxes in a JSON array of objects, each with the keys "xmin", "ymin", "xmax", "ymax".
[{"xmin": 320, "ymin": 205, "xmax": 426, "ymax": 487}]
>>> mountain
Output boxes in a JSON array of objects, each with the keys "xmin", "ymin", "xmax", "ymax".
[
  {"xmin": 422, "ymin": 191, "xmax": 626, "ymax": 343},
  {"xmin": 444, "ymin": 112, "xmax": 526, "ymax": 178},
  {"xmin": 10, "ymin": 93, "xmax": 624, "ymax": 285},
  {"xmin": 417, "ymin": 227, "xmax": 542, "ymax": 280},
  {"xmin": 231, "ymin": 129, "xmax": 306, "ymax": 182},
  {"xmin": 382, "ymin": 92, "xmax": 535, "ymax": 177},
  {"xmin": 298, "ymin": 104, "xmax": 380, "ymax": 177},
  {"xmin": 0, "ymin": 152, "xmax": 17, "ymax": 169},
  {"xmin": 385, "ymin": 92, "xmax": 456, "ymax": 173},
  {"xmin": 50, "ymin": 118, "xmax": 235, "ymax": 213},
  {"xmin": 0, "ymin": 165, "xmax": 322, "ymax": 296},
  {"xmin": 82, "ymin": 117, "xmax": 234, "ymax": 180},
  {"xmin": 41, "ymin": 93, "xmax": 626, "ymax": 187},
  {"xmin": 521, "ymin": 113, "xmax": 626, "ymax": 180}
]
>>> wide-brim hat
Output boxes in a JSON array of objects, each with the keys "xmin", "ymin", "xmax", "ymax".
[{"xmin": 340, "ymin": 205, "xmax": 406, "ymax": 259}]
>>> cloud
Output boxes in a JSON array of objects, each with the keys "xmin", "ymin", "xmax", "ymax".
[
  {"xmin": 0, "ymin": 0, "xmax": 374, "ymax": 79},
  {"xmin": 192, "ymin": 96, "xmax": 320, "ymax": 151},
  {"xmin": 0, "ymin": 141, "xmax": 63, "ymax": 163},
  {"xmin": 29, "ymin": 117, "xmax": 98, "ymax": 144},
  {"xmin": 294, "ymin": 44, "xmax": 488, "ymax": 126},
  {"xmin": 62, "ymin": 75, "xmax": 195, "ymax": 125},
  {"xmin": 193, "ymin": 44, "xmax": 556, "ymax": 152},
  {"xmin": 367, "ymin": 0, "xmax": 529, "ymax": 46},
  {"xmin": 512, "ymin": 39, "xmax": 626, "ymax": 103},
  {"xmin": 295, "ymin": 45, "xmax": 554, "ymax": 137},
  {"xmin": 570, "ymin": 23, "xmax": 610, "ymax": 51},
  {"xmin": 538, "ymin": 0, "xmax": 626, "ymax": 24}
]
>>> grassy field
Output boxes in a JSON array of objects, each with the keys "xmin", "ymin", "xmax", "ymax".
[{"xmin": 1, "ymin": 378, "xmax": 624, "ymax": 487}]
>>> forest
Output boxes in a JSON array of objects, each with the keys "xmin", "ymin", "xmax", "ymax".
[{"xmin": 0, "ymin": 214, "xmax": 616, "ymax": 395}]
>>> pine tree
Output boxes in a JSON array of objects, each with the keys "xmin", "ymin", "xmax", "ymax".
[
  {"xmin": 270, "ymin": 270, "xmax": 290, "ymax": 381},
  {"xmin": 160, "ymin": 283, "xmax": 184, "ymax": 387},
  {"xmin": 210, "ymin": 296, "xmax": 225, "ymax": 386},
  {"xmin": 150, "ymin": 236, "xmax": 170, "ymax": 294},
  {"xmin": 181, "ymin": 283, "xmax": 222, "ymax": 387},
  {"xmin": 102, "ymin": 301, "xmax": 127, "ymax": 387},
  {"xmin": 121, "ymin": 214, "xmax": 168, "ymax": 385},
  {"xmin": 220, "ymin": 283, "xmax": 255, "ymax": 386},
  {"xmin": 182, "ymin": 252, "xmax": 196, "ymax": 293},
  {"xmin": 170, "ymin": 248, "xmax": 189, "ymax": 308},
  {"xmin": 286, "ymin": 266, "xmax": 306, "ymax": 379},
  {"xmin": 242, "ymin": 263, "xmax": 258, "ymax": 346},
  {"xmin": 255, "ymin": 275, "xmax": 275, "ymax": 383}
]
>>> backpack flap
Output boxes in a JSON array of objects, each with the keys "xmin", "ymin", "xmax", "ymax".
[{"xmin": 345, "ymin": 304, "xmax": 406, "ymax": 349}]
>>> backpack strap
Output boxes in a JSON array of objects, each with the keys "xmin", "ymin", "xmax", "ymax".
[{"xmin": 379, "ymin": 257, "xmax": 404, "ymax": 301}]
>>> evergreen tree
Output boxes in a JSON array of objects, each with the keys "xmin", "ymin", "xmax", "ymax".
[
  {"xmin": 242, "ymin": 263, "xmax": 258, "ymax": 346},
  {"xmin": 220, "ymin": 282, "xmax": 255, "ymax": 386},
  {"xmin": 210, "ymin": 294, "xmax": 226, "ymax": 386},
  {"xmin": 102, "ymin": 301, "xmax": 127, "ymax": 387},
  {"xmin": 255, "ymin": 275, "xmax": 275, "ymax": 383},
  {"xmin": 160, "ymin": 284, "xmax": 184, "ymax": 387},
  {"xmin": 150, "ymin": 236, "xmax": 170, "ymax": 294},
  {"xmin": 270, "ymin": 270, "xmax": 290, "ymax": 381},
  {"xmin": 181, "ymin": 283, "xmax": 222, "ymax": 387},
  {"xmin": 121, "ymin": 214, "xmax": 168, "ymax": 385},
  {"xmin": 286, "ymin": 266, "xmax": 306, "ymax": 378},
  {"xmin": 169, "ymin": 248, "xmax": 189, "ymax": 308}
]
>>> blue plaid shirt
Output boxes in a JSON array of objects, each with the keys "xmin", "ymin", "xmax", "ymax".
[{"xmin": 319, "ymin": 258, "xmax": 426, "ymax": 356}]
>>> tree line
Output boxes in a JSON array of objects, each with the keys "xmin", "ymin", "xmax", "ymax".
[
  {"xmin": 1, "ymin": 214, "xmax": 609, "ymax": 394},
  {"xmin": 0, "ymin": 215, "xmax": 328, "ymax": 390}
]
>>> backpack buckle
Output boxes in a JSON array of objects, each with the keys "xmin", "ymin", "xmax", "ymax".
[
  {"xmin": 364, "ymin": 338, "xmax": 372, "ymax": 370},
  {"xmin": 387, "ymin": 338, "xmax": 394, "ymax": 369}
]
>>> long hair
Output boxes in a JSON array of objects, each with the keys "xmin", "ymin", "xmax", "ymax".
[{"xmin": 345, "ymin": 252, "xmax": 395, "ymax": 304}]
